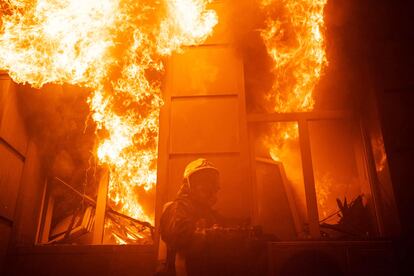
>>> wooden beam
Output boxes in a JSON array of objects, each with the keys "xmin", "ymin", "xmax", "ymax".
[
  {"xmin": 359, "ymin": 120, "xmax": 385, "ymax": 236},
  {"xmin": 40, "ymin": 193, "xmax": 54, "ymax": 243},
  {"xmin": 54, "ymin": 176, "xmax": 153, "ymax": 229},
  {"xmin": 92, "ymin": 170, "xmax": 109, "ymax": 244},
  {"xmin": 298, "ymin": 120, "xmax": 320, "ymax": 238},
  {"xmin": 279, "ymin": 162, "xmax": 304, "ymax": 237},
  {"xmin": 54, "ymin": 177, "xmax": 96, "ymax": 205},
  {"xmin": 247, "ymin": 110, "xmax": 354, "ymax": 123},
  {"xmin": 35, "ymin": 179, "xmax": 48, "ymax": 244}
]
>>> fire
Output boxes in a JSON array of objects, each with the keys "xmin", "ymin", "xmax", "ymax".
[
  {"xmin": 1, "ymin": 0, "xmax": 326, "ymax": 239},
  {"xmin": 0, "ymin": 0, "xmax": 217, "ymax": 243},
  {"xmin": 261, "ymin": 0, "xmax": 327, "ymax": 114},
  {"xmin": 260, "ymin": 0, "xmax": 327, "ymax": 160},
  {"xmin": 157, "ymin": 0, "xmax": 218, "ymax": 55},
  {"xmin": 259, "ymin": 0, "xmax": 328, "ymax": 221},
  {"xmin": 372, "ymin": 137, "xmax": 387, "ymax": 173},
  {"xmin": 0, "ymin": 0, "xmax": 116, "ymax": 88}
]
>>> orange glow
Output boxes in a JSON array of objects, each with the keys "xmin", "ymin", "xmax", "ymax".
[
  {"xmin": 260, "ymin": 0, "xmax": 328, "ymax": 217},
  {"xmin": 261, "ymin": 0, "xmax": 327, "ymax": 113},
  {"xmin": 260, "ymin": 0, "xmax": 327, "ymax": 158},
  {"xmin": 157, "ymin": 0, "xmax": 218, "ymax": 55},
  {"xmin": 0, "ymin": 0, "xmax": 217, "ymax": 243},
  {"xmin": 372, "ymin": 137, "xmax": 387, "ymax": 173}
]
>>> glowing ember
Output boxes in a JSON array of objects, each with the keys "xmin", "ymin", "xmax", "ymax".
[
  {"xmin": 372, "ymin": 137, "xmax": 387, "ymax": 173},
  {"xmin": 0, "ymin": 0, "xmax": 217, "ymax": 243}
]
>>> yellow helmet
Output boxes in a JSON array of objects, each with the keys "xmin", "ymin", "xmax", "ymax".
[{"xmin": 183, "ymin": 158, "xmax": 219, "ymax": 181}]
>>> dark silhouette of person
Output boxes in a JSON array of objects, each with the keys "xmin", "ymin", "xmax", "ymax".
[{"xmin": 158, "ymin": 158, "xmax": 223, "ymax": 275}]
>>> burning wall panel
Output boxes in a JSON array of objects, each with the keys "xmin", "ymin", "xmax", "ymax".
[
  {"xmin": 254, "ymin": 158, "xmax": 301, "ymax": 240},
  {"xmin": 250, "ymin": 121, "xmax": 307, "ymax": 238},
  {"xmin": 170, "ymin": 47, "xmax": 243, "ymax": 96},
  {"xmin": 308, "ymin": 120, "xmax": 371, "ymax": 223},
  {"xmin": 308, "ymin": 119, "xmax": 378, "ymax": 237},
  {"xmin": 0, "ymin": 76, "xmax": 26, "ymax": 221},
  {"xmin": 161, "ymin": 62, "xmax": 251, "ymax": 217},
  {"xmin": 0, "ymin": 145, "xmax": 24, "ymax": 221},
  {"xmin": 170, "ymin": 97, "xmax": 239, "ymax": 153},
  {"xmin": 157, "ymin": 1, "xmax": 251, "ymax": 218},
  {"xmin": 0, "ymin": 74, "xmax": 44, "ymax": 269},
  {"xmin": 13, "ymin": 141, "xmax": 46, "ymax": 246},
  {"xmin": 0, "ymin": 76, "xmax": 28, "ymax": 156}
]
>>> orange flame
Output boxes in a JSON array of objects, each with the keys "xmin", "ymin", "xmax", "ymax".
[
  {"xmin": 259, "ymin": 0, "xmax": 328, "ymax": 221},
  {"xmin": 261, "ymin": 0, "xmax": 327, "ymax": 114},
  {"xmin": 260, "ymin": 0, "xmax": 327, "ymax": 158},
  {"xmin": 0, "ymin": 0, "xmax": 217, "ymax": 242},
  {"xmin": 157, "ymin": 0, "xmax": 218, "ymax": 55}
]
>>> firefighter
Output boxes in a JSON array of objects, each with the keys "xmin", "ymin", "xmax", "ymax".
[
  {"xmin": 158, "ymin": 158, "xmax": 223, "ymax": 276},
  {"xmin": 157, "ymin": 158, "xmax": 269, "ymax": 276}
]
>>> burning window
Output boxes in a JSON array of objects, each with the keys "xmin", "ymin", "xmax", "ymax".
[
  {"xmin": 244, "ymin": 0, "xmax": 381, "ymax": 239},
  {"xmin": 251, "ymin": 121, "xmax": 306, "ymax": 240},
  {"xmin": 249, "ymin": 115, "xmax": 379, "ymax": 239}
]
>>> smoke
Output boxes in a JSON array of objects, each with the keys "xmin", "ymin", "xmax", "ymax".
[
  {"xmin": 16, "ymin": 84, "xmax": 99, "ymax": 197},
  {"xmin": 228, "ymin": 0, "xmax": 274, "ymax": 113}
]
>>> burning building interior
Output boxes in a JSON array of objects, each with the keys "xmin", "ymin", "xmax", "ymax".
[{"xmin": 0, "ymin": 0, "xmax": 413, "ymax": 275}]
